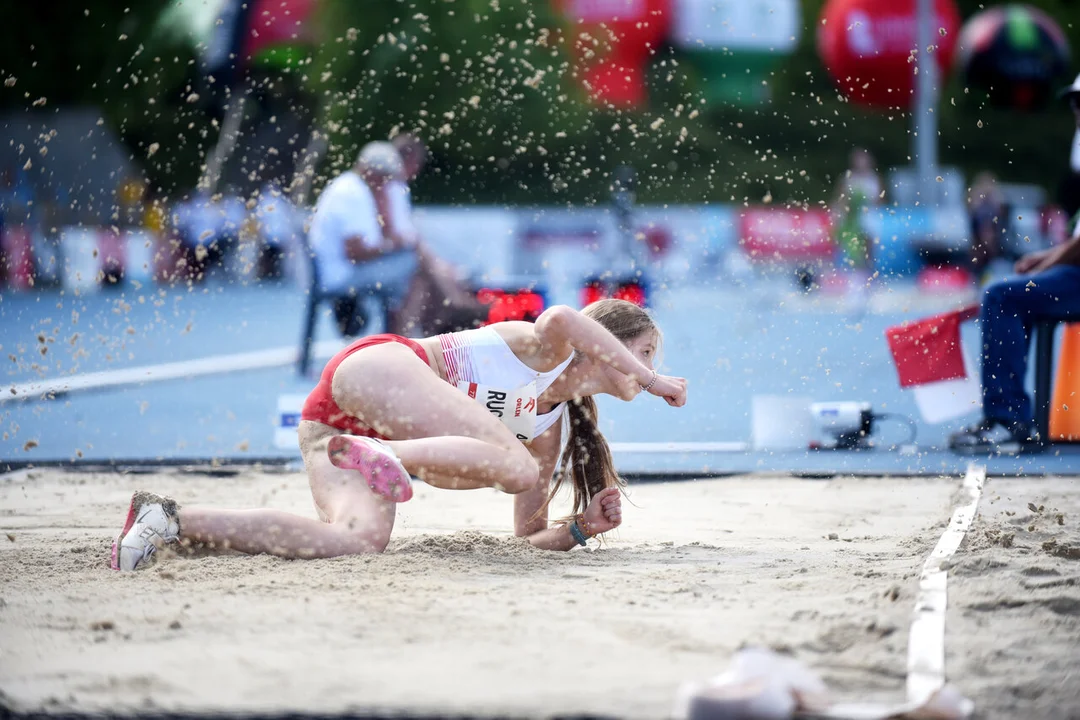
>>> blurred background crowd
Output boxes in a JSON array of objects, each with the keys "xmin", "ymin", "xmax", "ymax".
[
  {"xmin": 2, "ymin": 0, "xmax": 1080, "ymax": 461},
  {"xmin": 1, "ymin": 0, "xmax": 1078, "ymax": 300}
]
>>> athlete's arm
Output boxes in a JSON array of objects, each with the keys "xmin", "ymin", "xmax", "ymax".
[
  {"xmin": 372, "ymin": 184, "xmax": 416, "ymax": 251},
  {"xmin": 344, "ymin": 235, "xmax": 391, "ymax": 262},
  {"xmin": 515, "ymin": 423, "xmax": 578, "ymax": 551},
  {"xmin": 1033, "ymin": 235, "xmax": 1080, "ymax": 272},
  {"xmin": 533, "ymin": 305, "xmax": 654, "ymax": 386},
  {"xmin": 533, "ymin": 305, "xmax": 687, "ymax": 406},
  {"xmin": 516, "ymin": 422, "xmax": 624, "ymax": 550}
]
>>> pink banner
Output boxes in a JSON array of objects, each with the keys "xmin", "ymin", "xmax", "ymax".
[
  {"xmin": 739, "ymin": 208, "xmax": 835, "ymax": 263},
  {"xmin": 97, "ymin": 230, "xmax": 127, "ymax": 282},
  {"xmin": 1, "ymin": 225, "xmax": 35, "ymax": 290}
]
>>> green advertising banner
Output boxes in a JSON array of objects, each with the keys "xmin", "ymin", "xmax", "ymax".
[{"xmin": 672, "ymin": 0, "xmax": 800, "ymax": 106}]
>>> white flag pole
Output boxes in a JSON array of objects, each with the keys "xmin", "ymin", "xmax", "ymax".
[{"xmin": 914, "ymin": 0, "xmax": 940, "ymax": 209}]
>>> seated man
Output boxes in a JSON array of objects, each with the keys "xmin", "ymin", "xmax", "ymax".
[
  {"xmin": 307, "ymin": 142, "xmax": 421, "ymax": 336},
  {"xmin": 949, "ymin": 230, "xmax": 1080, "ymax": 452},
  {"xmin": 385, "ymin": 132, "xmax": 486, "ymax": 332}
]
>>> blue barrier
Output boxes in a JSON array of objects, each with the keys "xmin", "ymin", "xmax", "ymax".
[{"xmin": 871, "ymin": 207, "xmax": 932, "ymax": 278}]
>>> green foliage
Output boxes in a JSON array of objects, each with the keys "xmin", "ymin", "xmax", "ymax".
[
  {"xmin": 309, "ymin": 0, "xmax": 1080, "ymax": 207},
  {"xmin": 0, "ymin": 1, "xmax": 208, "ymax": 196},
  {"xmin": 1, "ymin": 0, "xmax": 1079, "ymax": 207},
  {"xmin": 0, "ymin": 3, "xmax": 169, "ymax": 110},
  {"xmin": 701, "ymin": 0, "xmax": 1080, "ymax": 207},
  {"xmin": 309, "ymin": 0, "xmax": 708, "ymax": 206}
]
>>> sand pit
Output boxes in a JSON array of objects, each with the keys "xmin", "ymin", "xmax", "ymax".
[{"xmin": 1, "ymin": 468, "xmax": 1078, "ymax": 719}]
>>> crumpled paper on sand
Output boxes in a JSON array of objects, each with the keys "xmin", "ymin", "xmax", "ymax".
[{"xmin": 672, "ymin": 647, "xmax": 974, "ymax": 720}]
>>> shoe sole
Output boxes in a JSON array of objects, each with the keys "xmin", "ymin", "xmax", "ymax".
[
  {"xmin": 110, "ymin": 493, "xmax": 140, "ymax": 571},
  {"xmin": 327, "ymin": 435, "xmax": 413, "ymax": 503}
]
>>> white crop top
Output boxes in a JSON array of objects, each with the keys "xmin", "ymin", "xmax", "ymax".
[{"xmin": 439, "ymin": 326, "xmax": 574, "ymax": 441}]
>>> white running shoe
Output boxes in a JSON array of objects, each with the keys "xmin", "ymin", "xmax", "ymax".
[{"xmin": 110, "ymin": 491, "xmax": 181, "ymax": 571}]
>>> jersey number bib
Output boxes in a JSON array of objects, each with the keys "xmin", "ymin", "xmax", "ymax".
[{"xmin": 459, "ymin": 381, "xmax": 537, "ymax": 441}]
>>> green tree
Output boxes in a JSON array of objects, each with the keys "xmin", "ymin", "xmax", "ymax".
[
  {"xmin": 708, "ymin": 0, "xmax": 1080, "ymax": 208},
  {"xmin": 0, "ymin": 2, "xmax": 207, "ymax": 197},
  {"xmin": 2, "ymin": 0, "xmax": 1079, "ymax": 208},
  {"xmin": 308, "ymin": 0, "xmax": 711, "ymax": 206}
]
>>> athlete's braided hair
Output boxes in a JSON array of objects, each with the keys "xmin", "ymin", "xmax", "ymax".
[{"xmin": 547, "ymin": 299, "xmax": 658, "ymax": 521}]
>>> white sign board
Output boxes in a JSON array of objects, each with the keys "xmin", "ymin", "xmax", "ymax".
[
  {"xmin": 274, "ymin": 394, "xmax": 307, "ymax": 451},
  {"xmin": 672, "ymin": 0, "xmax": 800, "ymax": 52}
]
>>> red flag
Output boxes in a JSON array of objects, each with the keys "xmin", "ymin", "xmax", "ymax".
[
  {"xmin": 885, "ymin": 306, "xmax": 979, "ymax": 388},
  {"xmin": 885, "ymin": 305, "xmax": 983, "ymax": 424}
]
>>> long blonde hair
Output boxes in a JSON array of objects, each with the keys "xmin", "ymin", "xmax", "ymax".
[{"xmin": 546, "ymin": 298, "xmax": 659, "ymax": 522}]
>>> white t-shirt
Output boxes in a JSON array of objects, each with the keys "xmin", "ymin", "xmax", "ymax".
[
  {"xmin": 308, "ymin": 172, "xmax": 382, "ymax": 293},
  {"xmin": 254, "ymin": 186, "xmax": 300, "ymax": 247},
  {"xmin": 385, "ymin": 179, "xmax": 418, "ymax": 246},
  {"xmin": 844, "ymin": 171, "xmax": 882, "ymax": 204},
  {"xmin": 173, "ymin": 196, "xmax": 225, "ymax": 246},
  {"xmin": 1071, "ymin": 129, "xmax": 1080, "ymax": 174},
  {"xmin": 218, "ymin": 195, "xmax": 247, "ymax": 237}
]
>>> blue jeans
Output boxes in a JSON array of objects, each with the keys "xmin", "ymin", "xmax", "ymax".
[{"xmin": 980, "ymin": 265, "xmax": 1080, "ymax": 426}]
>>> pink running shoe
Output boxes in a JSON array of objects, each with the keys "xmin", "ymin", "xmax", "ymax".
[{"xmin": 327, "ymin": 435, "xmax": 413, "ymax": 503}]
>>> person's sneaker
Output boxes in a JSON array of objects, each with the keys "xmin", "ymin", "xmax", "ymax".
[
  {"xmin": 327, "ymin": 435, "xmax": 413, "ymax": 502},
  {"xmin": 110, "ymin": 491, "xmax": 181, "ymax": 571},
  {"xmin": 948, "ymin": 418, "xmax": 1042, "ymax": 455}
]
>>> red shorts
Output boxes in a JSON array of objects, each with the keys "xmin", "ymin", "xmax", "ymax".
[{"xmin": 301, "ymin": 334, "xmax": 430, "ymax": 437}]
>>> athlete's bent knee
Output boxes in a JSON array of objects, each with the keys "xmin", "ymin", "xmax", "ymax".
[
  {"xmin": 337, "ymin": 532, "xmax": 390, "ymax": 556},
  {"xmin": 498, "ymin": 451, "xmax": 541, "ymax": 494},
  {"xmin": 328, "ymin": 524, "xmax": 391, "ymax": 556}
]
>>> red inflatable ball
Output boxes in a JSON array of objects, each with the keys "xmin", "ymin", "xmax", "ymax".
[{"xmin": 817, "ymin": 0, "xmax": 961, "ymax": 109}]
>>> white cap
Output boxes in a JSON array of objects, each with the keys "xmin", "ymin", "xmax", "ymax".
[
  {"xmin": 1059, "ymin": 72, "xmax": 1080, "ymax": 99},
  {"xmin": 357, "ymin": 141, "xmax": 404, "ymax": 177}
]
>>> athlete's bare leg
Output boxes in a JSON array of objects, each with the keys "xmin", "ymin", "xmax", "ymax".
[
  {"xmin": 329, "ymin": 342, "xmax": 539, "ymax": 493},
  {"xmin": 174, "ymin": 421, "xmax": 397, "ymax": 558},
  {"xmin": 163, "ymin": 342, "xmax": 538, "ymax": 560}
]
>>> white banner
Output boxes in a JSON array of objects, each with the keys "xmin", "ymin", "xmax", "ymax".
[{"xmin": 672, "ymin": 0, "xmax": 800, "ymax": 52}]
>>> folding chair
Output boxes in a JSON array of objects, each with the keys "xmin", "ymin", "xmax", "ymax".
[{"xmin": 296, "ymin": 233, "xmax": 390, "ymax": 377}]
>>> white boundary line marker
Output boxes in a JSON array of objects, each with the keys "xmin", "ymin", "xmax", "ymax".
[
  {"xmin": 2, "ymin": 340, "xmax": 346, "ymax": 404},
  {"xmin": 816, "ymin": 466, "xmax": 982, "ymax": 719},
  {"xmin": 906, "ymin": 462, "xmax": 985, "ymax": 706}
]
